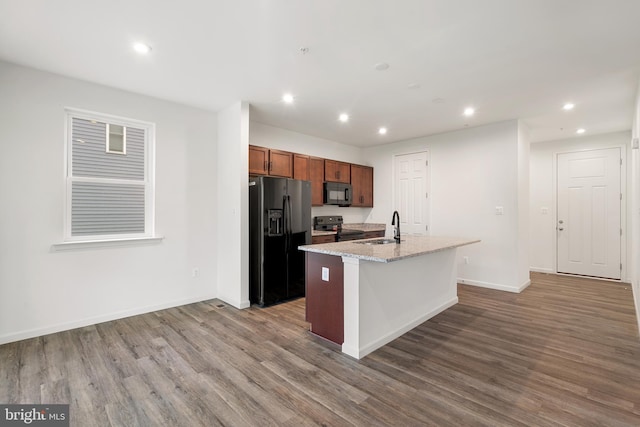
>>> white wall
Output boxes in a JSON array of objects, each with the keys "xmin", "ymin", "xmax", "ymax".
[
  {"xmin": 529, "ymin": 131, "xmax": 632, "ymax": 279},
  {"xmin": 364, "ymin": 120, "xmax": 530, "ymax": 292},
  {"xmin": 0, "ymin": 61, "xmax": 218, "ymax": 344},
  {"xmin": 217, "ymin": 102, "xmax": 250, "ymax": 308},
  {"xmin": 249, "ymin": 122, "xmax": 371, "ymax": 223}
]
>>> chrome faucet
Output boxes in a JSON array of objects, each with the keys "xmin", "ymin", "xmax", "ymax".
[{"xmin": 391, "ymin": 210, "xmax": 401, "ymax": 243}]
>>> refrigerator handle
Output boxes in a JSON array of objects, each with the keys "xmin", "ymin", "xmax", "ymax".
[
  {"xmin": 286, "ymin": 195, "xmax": 293, "ymax": 250},
  {"xmin": 282, "ymin": 195, "xmax": 288, "ymax": 252}
]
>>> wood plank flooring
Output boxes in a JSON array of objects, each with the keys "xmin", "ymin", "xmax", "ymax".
[{"xmin": 1, "ymin": 272, "xmax": 639, "ymax": 426}]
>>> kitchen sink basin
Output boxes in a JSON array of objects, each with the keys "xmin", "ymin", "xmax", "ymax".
[{"xmin": 355, "ymin": 238, "xmax": 398, "ymax": 245}]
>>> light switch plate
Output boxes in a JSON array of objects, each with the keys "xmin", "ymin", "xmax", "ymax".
[
  {"xmin": 322, "ymin": 267, "xmax": 329, "ymax": 281},
  {"xmin": 495, "ymin": 206, "xmax": 504, "ymax": 215}
]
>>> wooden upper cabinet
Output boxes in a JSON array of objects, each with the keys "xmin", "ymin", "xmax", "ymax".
[
  {"xmin": 249, "ymin": 145, "xmax": 293, "ymax": 178},
  {"xmin": 325, "ymin": 159, "xmax": 351, "ymax": 183},
  {"xmin": 249, "ymin": 145, "xmax": 372, "ymax": 207},
  {"xmin": 293, "ymin": 154, "xmax": 310, "ymax": 181},
  {"xmin": 269, "ymin": 149, "xmax": 293, "ymax": 178},
  {"xmin": 248, "ymin": 145, "xmax": 269, "ymax": 175},
  {"xmin": 351, "ymin": 164, "xmax": 374, "ymax": 207},
  {"xmin": 310, "ymin": 157, "xmax": 325, "ymax": 206}
]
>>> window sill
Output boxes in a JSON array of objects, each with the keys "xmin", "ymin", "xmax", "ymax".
[{"xmin": 52, "ymin": 236, "xmax": 164, "ymax": 251}]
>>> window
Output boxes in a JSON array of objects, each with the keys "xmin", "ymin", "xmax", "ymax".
[
  {"xmin": 106, "ymin": 124, "xmax": 126, "ymax": 154},
  {"xmin": 64, "ymin": 108, "xmax": 155, "ymax": 241}
]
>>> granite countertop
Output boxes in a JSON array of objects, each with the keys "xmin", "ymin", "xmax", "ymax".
[
  {"xmin": 342, "ymin": 223, "xmax": 386, "ymax": 232},
  {"xmin": 311, "ymin": 223, "xmax": 386, "ymax": 237},
  {"xmin": 311, "ymin": 230, "xmax": 336, "ymax": 236},
  {"xmin": 299, "ymin": 235, "xmax": 480, "ymax": 263}
]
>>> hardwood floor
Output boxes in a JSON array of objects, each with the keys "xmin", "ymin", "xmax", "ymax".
[{"xmin": 1, "ymin": 272, "xmax": 639, "ymax": 426}]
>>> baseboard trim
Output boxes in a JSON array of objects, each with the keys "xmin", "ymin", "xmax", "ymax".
[
  {"xmin": 218, "ymin": 296, "xmax": 251, "ymax": 309},
  {"xmin": 458, "ymin": 277, "xmax": 530, "ymax": 293},
  {"xmin": 356, "ymin": 297, "xmax": 458, "ymax": 359},
  {"xmin": 530, "ymin": 267, "xmax": 554, "ymax": 274},
  {"xmin": 632, "ymin": 279, "xmax": 640, "ymax": 339},
  {"xmin": 0, "ymin": 293, "xmax": 217, "ymax": 346}
]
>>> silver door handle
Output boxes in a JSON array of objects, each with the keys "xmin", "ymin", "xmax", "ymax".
[
  {"xmin": 558, "ymin": 220, "xmax": 564, "ymax": 224},
  {"xmin": 558, "ymin": 227, "xmax": 564, "ymax": 231}
]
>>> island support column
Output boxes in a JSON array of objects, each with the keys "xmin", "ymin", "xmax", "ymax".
[{"xmin": 341, "ymin": 248, "xmax": 459, "ymax": 359}]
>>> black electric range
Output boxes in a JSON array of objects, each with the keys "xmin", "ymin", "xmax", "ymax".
[{"xmin": 313, "ymin": 215, "xmax": 366, "ymax": 241}]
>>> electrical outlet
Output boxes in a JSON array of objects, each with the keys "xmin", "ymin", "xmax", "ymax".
[
  {"xmin": 463, "ymin": 256, "xmax": 469, "ymax": 264},
  {"xmin": 192, "ymin": 268, "xmax": 199, "ymax": 278},
  {"xmin": 322, "ymin": 267, "xmax": 329, "ymax": 281}
]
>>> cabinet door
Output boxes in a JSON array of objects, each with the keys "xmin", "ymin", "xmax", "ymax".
[
  {"xmin": 305, "ymin": 253, "xmax": 344, "ymax": 344},
  {"xmin": 269, "ymin": 149, "xmax": 293, "ymax": 178},
  {"xmin": 249, "ymin": 145, "xmax": 269, "ymax": 175},
  {"xmin": 310, "ymin": 157, "xmax": 325, "ymax": 206},
  {"xmin": 361, "ymin": 165, "xmax": 374, "ymax": 207},
  {"xmin": 293, "ymin": 154, "xmax": 310, "ymax": 180},
  {"xmin": 350, "ymin": 164, "xmax": 364, "ymax": 207},
  {"xmin": 350, "ymin": 164, "xmax": 373, "ymax": 207},
  {"xmin": 325, "ymin": 159, "xmax": 351, "ymax": 183}
]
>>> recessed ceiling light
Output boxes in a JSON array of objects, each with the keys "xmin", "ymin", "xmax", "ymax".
[
  {"xmin": 378, "ymin": 127, "xmax": 388, "ymax": 135},
  {"xmin": 407, "ymin": 83, "xmax": 421, "ymax": 90},
  {"xmin": 563, "ymin": 103, "xmax": 575, "ymax": 111},
  {"xmin": 282, "ymin": 93, "xmax": 294, "ymax": 104},
  {"xmin": 133, "ymin": 42, "xmax": 152, "ymax": 54},
  {"xmin": 374, "ymin": 62, "xmax": 390, "ymax": 71},
  {"xmin": 432, "ymin": 98, "xmax": 445, "ymax": 104},
  {"xmin": 576, "ymin": 128, "xmax": 586, "ymax": 134},
  {"xmin": 339, "ymin": 113, "xmax": 349, "ymax": 123},
  {"xmin": 463, "ymin": 107, "xmax": 475, "ymax": 117}
]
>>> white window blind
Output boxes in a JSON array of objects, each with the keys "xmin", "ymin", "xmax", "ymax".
[{"xmin": 65, "ymin": 109, "xmax": 155, "ymax": 241}]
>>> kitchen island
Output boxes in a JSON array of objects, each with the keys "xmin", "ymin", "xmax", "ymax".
[{"xmin": 299, "ymin": 235, "xmax": 480, "ymax": 359}]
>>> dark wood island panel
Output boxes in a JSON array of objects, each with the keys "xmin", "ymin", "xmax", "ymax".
[{"xmin": 305, "ymin": 252, "xmax": 344, "ymax": 344}]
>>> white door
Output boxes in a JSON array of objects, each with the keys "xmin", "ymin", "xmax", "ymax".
[
  {"xmin": 394, "ymin": 151, "xmax": 429, "ymax": 235},
  {"xmin": 557, "ymin": 148, "xmax": 621, "ymax": 279}
]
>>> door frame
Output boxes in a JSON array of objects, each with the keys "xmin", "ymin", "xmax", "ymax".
[
  {"xmin": 552, "ymin": 145, "xmax": 627, "ymax": 281},
  {"xmin": 392, "ymin": 149, "xmax": 431, "ymax": 235}
]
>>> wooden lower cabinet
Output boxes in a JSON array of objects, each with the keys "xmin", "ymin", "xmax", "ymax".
[
  {"xmin": 311, "ymin": 234, "xmax": 336, "ymax": 244},
  {"xmin": 305, "ymin": 252, "xmax": 344, "ymax": 344},
  {"xmin": 362, "ymin": 230, "xmax": 384, "ymax": 239}
]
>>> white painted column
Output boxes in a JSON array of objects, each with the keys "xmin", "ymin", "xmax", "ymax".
[{"xmin": 216, "ymin": 101, "xmax": 250, "ymax": 308}]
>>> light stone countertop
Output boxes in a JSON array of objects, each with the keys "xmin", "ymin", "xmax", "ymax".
[
  {"xmin": 341, "ymin": 223, "xmax": 386, "ymax": 232},
  {"xmin": 311, "ymin": 223, "xmax": 386, "ymax": 237},
  {"xmin": 311, "ymin": 230, "xmax": 336, "ymax": 236},
  {"xmin": 299, "ymin": 235, "xmax": 480, "ymax": 263}
]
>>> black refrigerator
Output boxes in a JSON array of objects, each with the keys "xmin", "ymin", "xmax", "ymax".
[{"xmin": 249, "ymin": 176, "xmax": 311, "ymax": 306}]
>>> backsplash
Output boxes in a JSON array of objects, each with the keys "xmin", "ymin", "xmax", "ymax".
[{"xmin": 311, "ymin": 205, "xmax": 371, "ymax": 224}]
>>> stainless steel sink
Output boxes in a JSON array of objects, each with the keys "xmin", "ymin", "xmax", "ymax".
[{"xmin": 355, "ymin": 238, "xmax": 397, "ymax": 245}]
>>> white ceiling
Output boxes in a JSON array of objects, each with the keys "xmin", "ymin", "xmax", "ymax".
[{"xmin": 1, "ymin": 0, "xmax": 639, "ymax": 146}]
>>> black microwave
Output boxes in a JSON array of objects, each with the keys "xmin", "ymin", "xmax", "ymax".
[{"xmin": 323, "ymin": 182, "xmax": 353, "ymax": 206}]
